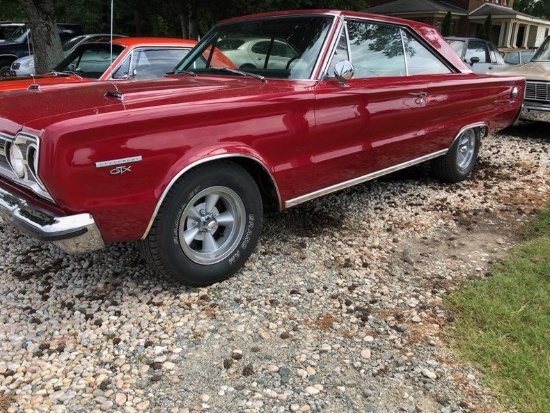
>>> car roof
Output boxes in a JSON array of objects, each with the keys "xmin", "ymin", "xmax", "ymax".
[{"xmin": 110, "ymin": 37, "xmax": 197, "ymax": 47}]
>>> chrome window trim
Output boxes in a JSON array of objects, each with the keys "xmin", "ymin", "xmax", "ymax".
[
  {"xmin": 400, "ymin": 28, "xmax": 410, "ymax": 76},
  {"xmin": 317, "ymin": 16, "xmax": 346, "ymax": 80}
]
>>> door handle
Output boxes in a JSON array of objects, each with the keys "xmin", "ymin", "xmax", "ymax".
[{"xmin": 409, "ymin": 92, "xmax": 427, "ymax": 104}]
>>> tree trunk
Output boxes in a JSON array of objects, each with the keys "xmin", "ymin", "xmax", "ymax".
[{"xmin": 19, "ymin": 0, "xmax": 63, "ymax": 74}]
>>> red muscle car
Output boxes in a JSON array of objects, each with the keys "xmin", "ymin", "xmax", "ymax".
[
  {"xmin": 0, "ymin": 10, "xmax": 525, "ymax": 286},
  {"xmin": 0, "ymin": 37, "xmax": 198, "ymax": 92}
]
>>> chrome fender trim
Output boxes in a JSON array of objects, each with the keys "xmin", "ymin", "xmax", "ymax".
[{"xmin": 142, "ymin": 154, "xmax": 279, "ymax": 240}]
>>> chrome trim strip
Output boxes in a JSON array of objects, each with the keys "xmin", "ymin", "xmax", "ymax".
[
  {"xmin": 0, "ymin": 186, "xmax": 105, "ymax": 253},
  {"xmin": 400, "ymin": 29, "xmax": 409, "ymax": 76},
  {"xmin": 520, "ymin": 105, "xmax": 550, "ymax": 122},
  {"xmin": 96, "ymin": 155, "xmax": 142, "ymax": 168},
  {"xmin": 285, "ymin": 149, "xmax": 447, "ymax": 209},
  {"xmin": 285, "ymin": 123, "xmax": 488, "ymax": 209},
  {"xmin": 141, "ymin": 154, "xmax": 280, "ymax": 239}
]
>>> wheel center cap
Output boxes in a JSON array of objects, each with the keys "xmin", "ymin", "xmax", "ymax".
[{"xmin": 205, "ymin": 218, "xmax": 218, "ymax": 232}]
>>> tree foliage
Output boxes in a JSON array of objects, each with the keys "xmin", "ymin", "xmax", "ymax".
[
  {"xmin": 18, "ymin": 0, "xmax": 365, "ymax": 39},
  {"xmin": 441, "ymin": 11, "xmax": 452, "ymax": 37},
  {"xmin": 515, "ymin": 0, "xmax": 550, "ymax": 19}
]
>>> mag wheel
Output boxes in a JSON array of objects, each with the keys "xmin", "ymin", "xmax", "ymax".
[
  {"xmin": 432, "ymin": 128, "xmax": 480, "ymax": 183},
  {"xmin": 141, "ymin": 161, "xmax": 263, "ymax": 286}
]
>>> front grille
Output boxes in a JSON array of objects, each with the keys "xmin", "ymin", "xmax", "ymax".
[
  {"xmin": 0, "ymin": 139, "xmax": 10, "ymax": 170},
  {"xmin": 525, "ymin": 81, "xmax": 550, "ymax": 102}
]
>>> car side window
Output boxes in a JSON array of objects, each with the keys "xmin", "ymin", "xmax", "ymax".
[
  {"xmin": 402, "ymin": 31, "xmax": 451, "ymax": 75},
  {"xmin": 465, "ymin": 40, "xmax": 489, "ymax": 63},
  {"xmin": 251, "ymin": 41, "xmax": 270, "ymax": 56},
  {"xmin": 346, "ymin": 21, "xmax": 405, "ymax": 78},
  {"xmin": 489, "ymin": 44, "xmax": 506, "ymax": 65},
  {"xmin": 505, "ymin": 51, "xmax": 519, "ymax": 64},
  {"xmin": 131, "ymin": 48, "xmax": 189, "ymax": 80}
]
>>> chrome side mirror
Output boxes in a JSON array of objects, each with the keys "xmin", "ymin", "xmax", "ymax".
[{"xmin": 334, "ymin": 60, "xmax": 354, "ymax": 86}]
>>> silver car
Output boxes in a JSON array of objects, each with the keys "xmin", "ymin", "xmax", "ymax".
[
  {"xmin": 446, "ymin": 37, "xmax": 507, "ymax": 74},
  {"xmin": 217, "ymin": 37, "xmax": 300, "ymax": 70},
  {"xmin": 10, "ymin": 33, "xmax": 125, "ymax": 76}
]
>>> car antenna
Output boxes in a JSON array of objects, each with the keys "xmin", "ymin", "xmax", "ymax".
[{"xmin": 110, "ymin": 0, "xmax": 114, "ymax": 64}]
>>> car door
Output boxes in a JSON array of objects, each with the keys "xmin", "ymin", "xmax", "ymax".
[
  {"xmin": 309, "ymin": 20, "xmax": 451, "ymax": 192},
  {"xmin": 464, "ymin": 39, "xmax": 493, "ymax": 74}
]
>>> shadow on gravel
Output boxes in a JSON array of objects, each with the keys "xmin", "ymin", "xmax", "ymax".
[{"xmin": 500, "ymin": 120, "xmax": 549, "ymax": 140}]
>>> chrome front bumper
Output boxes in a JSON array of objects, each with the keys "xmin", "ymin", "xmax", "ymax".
[
  {"xmin": 520, "ymin": 101, "xmax": 550, "ymax": 122},
  {"xmin": 0, "ymin": 185, "xmax": 105, "ymax": 254}
]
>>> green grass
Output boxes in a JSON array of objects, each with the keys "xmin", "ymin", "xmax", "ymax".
[{"xmin": 445, "ymin": 203, "xmax": 550, "ymax": 413}]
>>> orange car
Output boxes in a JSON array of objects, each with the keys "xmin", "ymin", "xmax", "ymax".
[{"xmin": 0, "ymin": 37, "xmax": 198, "ymax": 92}]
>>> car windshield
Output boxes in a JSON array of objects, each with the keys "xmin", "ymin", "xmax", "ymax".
[
  {"xmin": 53, "ymin": 43, "xmax": 125, "ymax": 79},
  {"xmin": 531, "ymin": 36, "xmax": 550, "ymax": 61},
  {"xmin": 6, "ymin": 25, "xmax": 28, "ymax": 43},
  {"xmin": 62, "ymin": 35, "xmax": 87, "ymax": 52},
  {"xmin": 174, "ymin": 15, "xmax": 334, "ymax": 80},
  {"xmin": 447, "ymin": 39, "xmax": 465, "ymax": 55}
]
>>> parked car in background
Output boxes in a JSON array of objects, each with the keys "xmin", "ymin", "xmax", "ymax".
[
  {"xmin": 217, "ymin": 37, "xmax": 300, "ymax": 69},
  {"xmin": 0, "ymin": 10, "xmax": 525, "ymax": 287},
  {"xmin": 0, "ymin": 37, "xmax": 197, "ymax": 92},
  {"xmin": 492, "ymin": 35, "xmax": 550, "ymax": 122},
  {"xmin": 10, "ymin": 34, "xmax": 127, "ymax": 76},
  {"xmin": 499, "ymin": 47, "xmax": 536, "ymax": 65},
  {"xmin": 0, "ymin": 22, "xmax": 25, "ymax": 41},
  {"xmin": 0, "ymin": 23, "xmax": 83, "ymax": 76},
  {"xmin": 446, "ymin": 36, "xmax": 507, "ymax": 74}
]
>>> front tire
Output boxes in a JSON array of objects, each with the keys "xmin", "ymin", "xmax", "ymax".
[
  {"xmin": 0, "ymin": 66, "xmax": 12, "ymax": 77},
  {"xmin": 141, "ymin": 161, "xmax": 263, "ymax": 286},
  {"xmin": 431, "ymin": 128, "xmax": 480, "ymax": 183}
]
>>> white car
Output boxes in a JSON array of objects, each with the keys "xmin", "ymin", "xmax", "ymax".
[
  {"xmin": 10, "ymin": 33, "xmax": 125, "ymax": 76},
  {"xmin": 217, "ymin": 37, "xmax": 299, "ymax": 70}
]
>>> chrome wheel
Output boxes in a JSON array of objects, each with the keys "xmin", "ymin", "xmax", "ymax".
[
  {"xmin": 456, "ymin": 129, "xmax": 476, "ymax": 171},
  {"xmin": 178, "ymin": 186, "xmax": 246, "ymax": 265}
]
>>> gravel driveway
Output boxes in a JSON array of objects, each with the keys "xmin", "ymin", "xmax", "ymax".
[{"xmin": 1, "ymin": 121, "xmax": 548, "ymax": 413}]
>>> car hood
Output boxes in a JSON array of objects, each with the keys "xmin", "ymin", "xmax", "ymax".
[
  {"xmin": 492, "ymin": 61, "xmax": 550, "ymax": 81},
  {"xmin": 0, "ymin": 76, "xmax": 292, "ymax": 134},
  {"xmin": 0, "ymin": 74, "xmax": 87, "ymax": 93},
  {"xmin": 0, "ymin": 40, "xmax": 20, "ymax": 47}
]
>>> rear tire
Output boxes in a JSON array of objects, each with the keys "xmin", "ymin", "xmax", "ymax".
[
  {"xmin": 431, "ymin": 128, "xmax": 480, "ymax": 183},
  {"xmin": 141, "ymin": 161, "xmax": 263, "ymax": 286}
]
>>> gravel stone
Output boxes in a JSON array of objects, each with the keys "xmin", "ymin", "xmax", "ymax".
[{"xmin": 1, "ymin": 123, "xmax": 547, "ymax": 412}]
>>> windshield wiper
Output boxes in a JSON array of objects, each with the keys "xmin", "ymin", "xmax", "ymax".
[
  {"xmin": 46, "ymin": 71, "xmax": 83, "ymax": 79},
  {"xmin": 211, "ymin": 67, "xmax": 266, "ymax": 82},
  {"xmin": 171, "ymin": 69, "xmax": 196, "ymax": 77}
]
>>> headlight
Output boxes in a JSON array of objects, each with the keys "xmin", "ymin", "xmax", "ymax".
[{"xmin": 9, "ymin": 144, "xmax": 26, "ymax": 178}]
